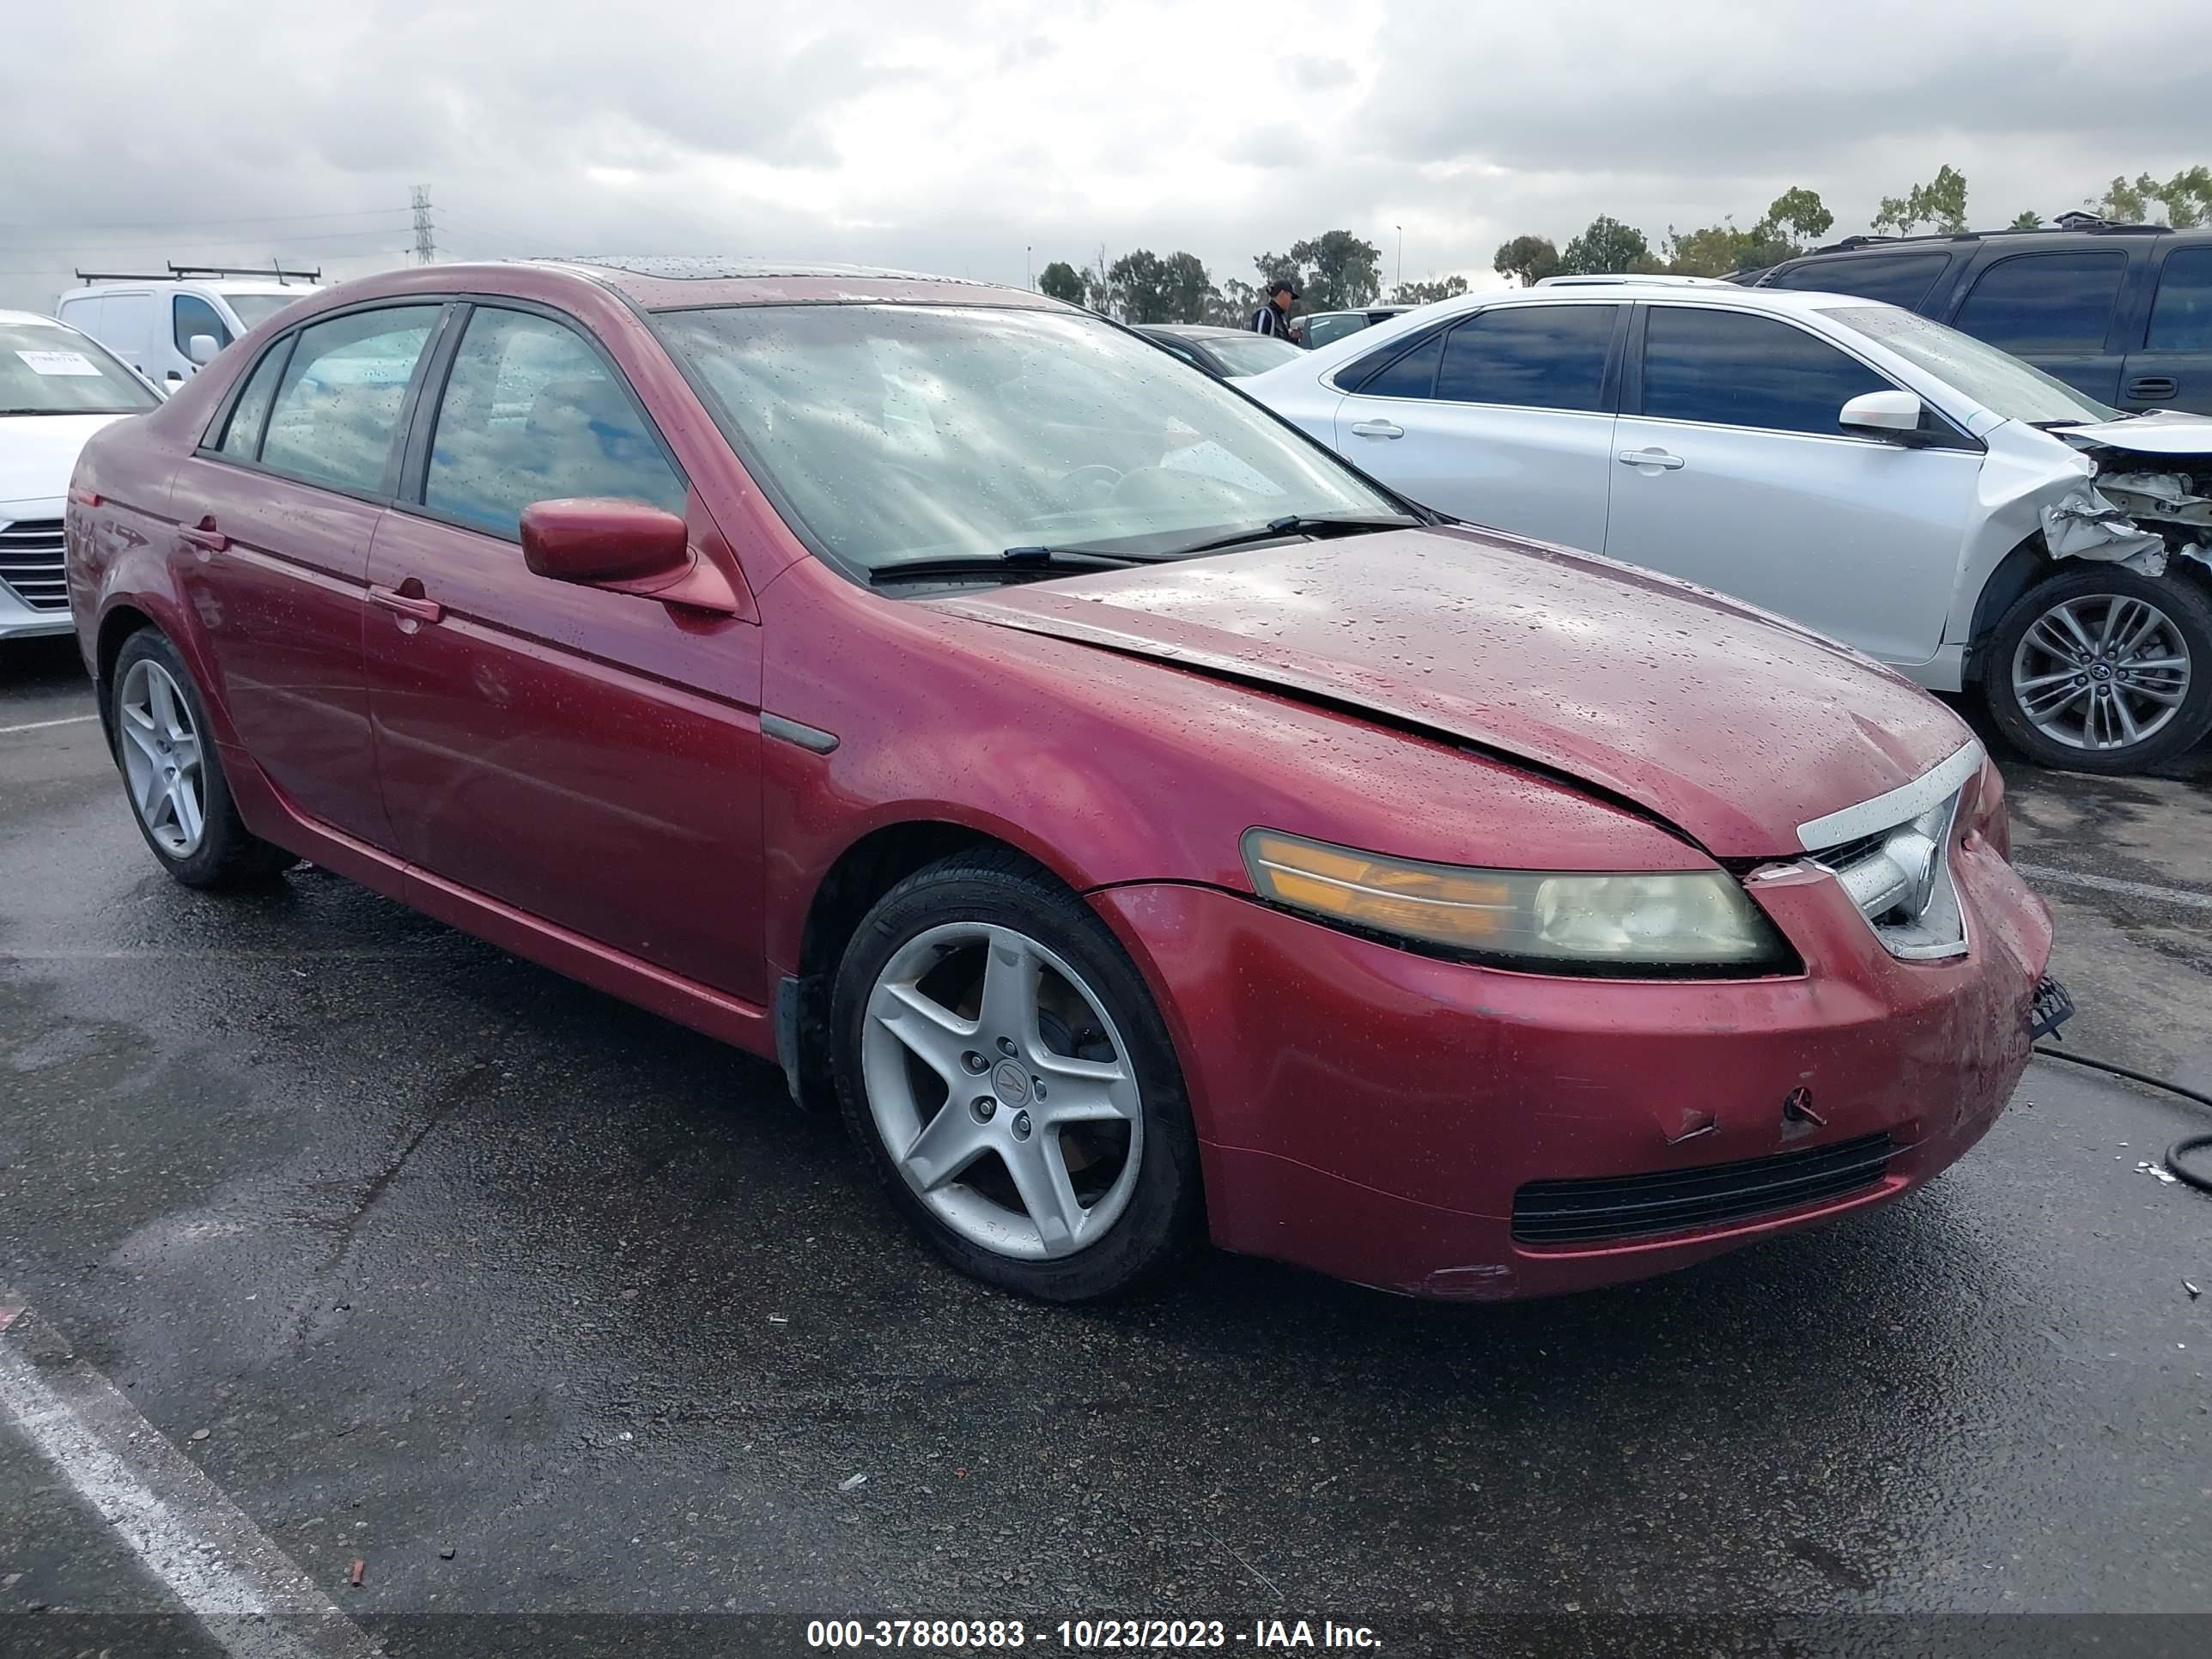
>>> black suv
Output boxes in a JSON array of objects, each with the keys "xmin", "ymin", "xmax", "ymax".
[{"xmin": 1747, "ymin": 216, "xmax": 2212, "ymax": 414}]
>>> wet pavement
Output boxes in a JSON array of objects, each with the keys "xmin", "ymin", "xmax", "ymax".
[{"xmin": 3, "ymin": 634, "xmax": 2209, "ymax": 1654}]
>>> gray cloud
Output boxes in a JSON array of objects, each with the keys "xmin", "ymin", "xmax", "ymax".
[{"xmin": 4, "ymin": 0, "xmax": 2209, "ymax": 315}]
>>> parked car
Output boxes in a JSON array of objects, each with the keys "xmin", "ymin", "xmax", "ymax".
[
  {"xmin": 2, "ymin": 309, "xmax": 161, "ymax": 642},
  {"xmin": 1242, "ymin": 276, "xmax": 2212, "ymax": 772},
  {"xmin": 68, "ymin": 259, "xmax": 2052, "ymax": 1304},
  {"xmin": 1134, "ymin": 324, "xmax": 1304, "ymax": 380},
  {"xmin": 1747, "ymin": 218, "xmax": 2212, "ymax": 416},
  {"xmin": 57, "ymin": 267, "xmax": 320, "ymax": 394},
  {"xmin": 1296, "ymin": 305, "xmax": 1411, "ymax": 349}
]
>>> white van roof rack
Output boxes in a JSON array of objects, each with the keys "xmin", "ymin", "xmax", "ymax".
[{"xmin": 72, "ymin": 262, "xmax": 322, "ymax": 286}]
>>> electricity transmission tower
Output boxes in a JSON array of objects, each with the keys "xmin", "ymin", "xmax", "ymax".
[{"xmin": 410, "ymin": 186, "xmax": 437, "ymax": 265}]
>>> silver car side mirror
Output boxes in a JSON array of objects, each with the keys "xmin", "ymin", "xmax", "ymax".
[{"xmin": 1838, "ymin": 389, "xmax": 1924, "ymax": 441}]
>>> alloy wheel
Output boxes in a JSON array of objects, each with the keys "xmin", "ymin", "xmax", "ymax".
[
  {"xmin": 2010, "ymin": 592, "xmax": 2191, "ymax": 753},
  {"xmin": 116, "ymin": 658, "xmax": 207, "ymax": 857},
  {"xmin": 860, "ymin": 922, "xmax": 1145, "ymax": 1261}
]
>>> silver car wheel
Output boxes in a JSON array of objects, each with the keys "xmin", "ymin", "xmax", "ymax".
[
  {"xmin": 860, "ymin": 922, "xmax": 1145, "ymax": 1261},
  {"xmin": 2011, "ymin": 592, "xmax": 2191, "ymax": 753},
  {"xmin": 117, "ymin": 658, "xmax": 207, "ymax": 858}
]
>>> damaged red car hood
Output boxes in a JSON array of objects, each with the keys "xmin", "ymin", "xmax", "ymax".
[{"xmin": 939, "ymin": 527, "xmax": 1974, "ymax": 857}]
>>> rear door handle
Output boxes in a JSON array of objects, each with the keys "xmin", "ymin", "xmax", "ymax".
[
  {"xmin": 2126, "ymin": 375, "xmax": 2178, "ymax": 402},
  {"xmin": 368, "ymin": 585, "xmax": 444, "ymax": 626},
  {"xmin": 1618, "ymin": 447, "xmax": 1686, "ymax": 471},
  {"xmin": 1348, "ymin": 419, "xmax": 1404, "ymax": 439}
]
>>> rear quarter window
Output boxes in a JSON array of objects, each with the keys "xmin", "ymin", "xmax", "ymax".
[
  {"xmin": 1953, "ymin": 252, "xmax": 2126, "ymax": 353},
  {"xmin": 2146, "ymin": 246, "xmax": 2212, "ymax": 352}
]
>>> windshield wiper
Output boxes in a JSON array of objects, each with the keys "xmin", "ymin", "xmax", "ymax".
[
  {"xmin": 1149, "ymin": 512, "xmax": 1423, "ymax": 560},
  {"xmin": 867, "ymin": 545, "xmax": 1142, "ymax": 585}
]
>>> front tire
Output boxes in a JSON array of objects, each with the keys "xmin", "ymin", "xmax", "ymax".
[
  {"xmin": 110, "ymin": 629, "xmax": 296, "ymax": 889},
  {"xmin": 830, "ymin": 848, "xmax": 1203, "ymax": 1301},
  {"xmin": 1984, "ymin": 567, "xmax": 2212, "ymax": 774}
]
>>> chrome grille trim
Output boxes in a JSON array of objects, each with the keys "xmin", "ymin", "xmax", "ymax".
[
  {"xmin": 1803, "ymin": 752, "xmax": 1976, "ymax": 962},
  {"xmin": 0, "ymin": 518, "xmax": 69, "ymax": 612},
  {"xmin": 1794, "ymin": 739, "xmax": 1984, "ymax": 852}
]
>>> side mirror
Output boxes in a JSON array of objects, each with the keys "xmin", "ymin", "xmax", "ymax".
[
  {"xmin": 187, "ymin": 333, "xmax": 222, "ymax": 366},
  {"xmin": 1839, "ymin": 389, "xmax": 1925, "ymax": 442},
  {"xmin": 520, "ymin": 497, "xmax": 745, "ymax": 616}
]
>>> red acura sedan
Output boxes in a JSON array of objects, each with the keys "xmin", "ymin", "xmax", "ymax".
[{"xmin": 65, "ymin": 259, "xmax": 2054, "ymax": 1303}]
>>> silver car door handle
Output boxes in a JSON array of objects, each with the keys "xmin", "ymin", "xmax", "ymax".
[
  {"xmin": 1349, "ymin": 419, "xmax": 1404, "ymax": 439},
  {"xmin": 1617, "ymin": 447, "xmax": 1686, "ymax": 470}
]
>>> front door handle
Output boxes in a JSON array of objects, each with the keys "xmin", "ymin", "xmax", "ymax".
[
  {"xmin": 2126, "ymin": 375, "xmax": 2178, "ymax": 402},
  {"xmin": 1618, "ymin": 447, "xmax": 1686, "ymax": 471},
  {"xmin": 368, "ymin": 584, "xmax": 444, "ymax": 627},
  {"xmin": 1348, "ymin": 419, "xmax": 1404, "ymax": 440},
  {"xmin": 178, "ymin": 518, "xmax": 228, "ymax": 554}
]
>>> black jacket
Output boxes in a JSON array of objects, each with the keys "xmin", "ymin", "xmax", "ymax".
[{"xmin": 1250, "ymin": 302, "xmax": 1295, "ymax": 337}]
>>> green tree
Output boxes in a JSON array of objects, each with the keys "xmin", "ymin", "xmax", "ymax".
[
  {"xmin": 1492, "ymin": 234, "xmax": 1559, "ymax": 287},
  {"xmin": 1160, "ymin": 251, "xmax": 1216, "ymax": 323},
  {"xmin": 2008, "ymin": 210, "xmax": 2042, "ymax": 230},
  {"xmin": 1762, "ymin": 186, "xmax": 1833, "ymax": 243},
  {"xmin": 1036, "ymin": 260, "xmax": 1085, "ymax": 305},
  {"xmin": 1389, "ymin": 273, "xmax": 1470, "ymax": 305},
  {"xmin": 1872, "ymin": 165, "xmax": 1969, "ymax": 235},
  {"xmin": 2091, "ymin": 167, "xmax": 2212, "ymax": 228},
  {"xmin": 1288, "ymin": 230, "xmax": 1382, "ymax": 309},
  {"xmin": 1251, "ymin": 249, "xmax": 1306, "ymax": 290},
  {"xmin": 1559, "ymin": 215, "xmax": 1656, "ymax": 276},
  {"xmin": 1213, "ymin": 276, "xmax": 1261, "ymax": 328},
  {"xmin": 1107, "ymin": 249, "xmax": 1174, "ymax": 322}
]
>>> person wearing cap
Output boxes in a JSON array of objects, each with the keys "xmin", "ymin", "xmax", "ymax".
[{"xmin": 1251, "ymin": 280, "xmax": 1299, "ymax": 338}]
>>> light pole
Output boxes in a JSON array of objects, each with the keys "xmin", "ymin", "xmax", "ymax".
[
  {"xmin": 1026, "ymin": 246, "xmax": 1033, "ymax": 290},
  {"xmin": 1395, "ymin": 225, "xmax": 1403, "ymax": 289}
]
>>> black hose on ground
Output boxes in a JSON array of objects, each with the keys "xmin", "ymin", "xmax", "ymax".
[{"xmin": 2033, "ymin": 1043, "xmax": 2212, "ymax": 1195}]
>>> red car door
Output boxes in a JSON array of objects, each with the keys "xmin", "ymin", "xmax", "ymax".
[
  {"xmin": 362, "ymin": 301, "xmax": 767, "ymax": 1000},
  {"xmin": 167, "ymin": 302, "xmax": 449, "ymax": 845}
]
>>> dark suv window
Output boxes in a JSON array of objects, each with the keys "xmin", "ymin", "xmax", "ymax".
[
  {"xmin": 259, "ymin": 306, "xmax": 441, "ymax": 494},
  {"xmin": 1638, "ymin": 307, "xmax": 1888, "ymax": 435},
  {"xmin": 1954, "ymin": 252, "xmax": 2124, "ymax": 353},
  {"xmin": 2147, "ymin": 247, "xmax": 2212, "ymax": 352},
  {"xmin": 422, "ymin": 307, "xmax": 686, "ymax": 539},
  {"xmin": 1433, "ymin": 305, "xmax": 1615, "ymax": 411},
  {"xmin": 173, "ymin": 295, "xmax": 232, "ymax": 356},
  {"xmin": 1768, "ymin": 252, "xmax": 1950, "ymax": 311}
]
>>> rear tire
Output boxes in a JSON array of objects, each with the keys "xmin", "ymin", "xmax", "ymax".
[
  {"xmin": 830, "ymin": 847, "xmax": 1203, "ymax": 1302},
  {"xmin": 110, "ymin": 628, "xmax": 297, "ymax": 890},
  {"xmin": 1982, "ymin": 567, "xmax": 2212, "ymax": 774}
]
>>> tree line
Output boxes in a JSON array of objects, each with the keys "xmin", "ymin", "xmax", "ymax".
[
  {"xmin": 1034, "ymin": 164, "xmax": 2212, "ymax": 328},
  {"xmin": 1495, "ymin": 166, "xmax": 2212, "ymax": 286},
  {"xmin": 1037, "ymin": 231, "xmax": 1466, "ymax": 326}
]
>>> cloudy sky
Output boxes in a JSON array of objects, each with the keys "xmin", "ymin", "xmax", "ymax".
[{"xmin": 5, "ymin": 0, "xmax": 2209, "ymax": 313}]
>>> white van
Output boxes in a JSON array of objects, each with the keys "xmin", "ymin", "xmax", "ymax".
[{"xmin": 55, "ymin": 268, "xmax": 319, "ymax": 392}]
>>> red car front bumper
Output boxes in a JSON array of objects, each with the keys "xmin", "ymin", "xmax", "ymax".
[{"xmin": 1091, "ymin": 837, "xmax": 2052, "ymax": 1300}]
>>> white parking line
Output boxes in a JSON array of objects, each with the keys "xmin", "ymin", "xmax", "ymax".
[
  {"xmin": 0, "ymin": 1301, "xmax": 381, "ymax": 1659},
  {"xmin": 2014, "ymin": 860, "xmax": 2212, "ymax": 913},
  {"xmin": 0, "ymin": 713, "xmax": 98, "ymax": 737}
]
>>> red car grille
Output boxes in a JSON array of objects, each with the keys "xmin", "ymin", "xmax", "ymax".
[{"xmin": 1511, "ymin": 1133, "xmax": 1897, "ymax": 1246}]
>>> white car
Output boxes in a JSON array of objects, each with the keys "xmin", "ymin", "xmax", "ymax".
[
  {"xmin": 2, "ymin": 309, "xmax": 161, "ymax": 642},
  {"xmin": 1242, "ymin": 276, "xmax": 2212, "ymax": 773}
]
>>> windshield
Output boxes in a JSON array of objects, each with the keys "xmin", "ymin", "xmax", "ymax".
[
  {"xmin": 1206, "ymin": 333, "xmax": 1305, "ymax": 377},
  {"xmin": 1825, "ymin": 304, "xmax": 2118, "ymax": 426},
  {"xmin": 226, "ymin": 292, "xmax": 311, "ymax": 331},
  {"xmin": 0, "ymin": 319, "xmax": 158, "ymax": 415},
  {"xmin": 654, "ymin": 304, "xmax": 1401, "ymax": 573}
]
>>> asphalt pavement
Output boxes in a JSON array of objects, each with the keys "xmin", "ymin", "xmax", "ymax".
[{"xmin": 3, "ymin": 634, "xmax": 2209, "ymax": 1657}]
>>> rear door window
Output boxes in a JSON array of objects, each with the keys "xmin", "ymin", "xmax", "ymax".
[
  {"xmin": 1433, "ymin": 304, "xmax": 1615, "ymax": 411},
  {"xmin": 422, "ymin": 307, "xmax": 686, "ymax": 539},
  {"xmin": 258, "ymin": 306, "xmax": 442, "ymax": 495},
  {"xmin": 1638, "ymin": 307, "xmax": 1889, "ymax": 435},
  {"xmin": 1953, "ymin": 252, "xmax": 2125, "ymax": 353},
  {"xmin": 1768, "ymin": 252, "xmax": 1951, "ymax": 311},
  {"xmin": 2146, "ymin": 247, "xmax": 2212, "ymax": 352}
]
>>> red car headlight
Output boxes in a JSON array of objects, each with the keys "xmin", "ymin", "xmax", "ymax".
[{"xmin": 1242, "ymin": 830, "xmax": 1794, "ymax": 975}]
